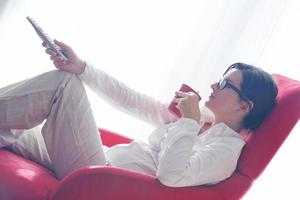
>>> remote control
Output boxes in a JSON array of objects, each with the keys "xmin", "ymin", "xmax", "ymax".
[{"xmin": 27, "ymin": 16, "xmax": 68, "ymax": 61}]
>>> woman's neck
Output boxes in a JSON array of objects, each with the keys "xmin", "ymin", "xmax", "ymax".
[
  {"xmin": 198, "ymin": 122, "xmax": 212, "ymax": 134},
  {"xmin": 213, "ymin": 117, "xmax": 243, "ymax": 133}
]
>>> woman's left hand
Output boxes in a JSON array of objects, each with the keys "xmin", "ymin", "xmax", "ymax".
[
  {"xmin": 173, "ymin": 91, "xmax": 201, "ymax": 123},
  {"xmin": 42, "ymin": 40, "xmax": 86, "ymax": 74}
]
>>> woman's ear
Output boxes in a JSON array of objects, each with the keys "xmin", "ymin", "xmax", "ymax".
[{"xmin": 240, "ymin": 100, "xmax": 254, "ymax": 114}]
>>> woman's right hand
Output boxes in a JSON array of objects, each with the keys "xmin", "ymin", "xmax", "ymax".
[
  {"xmin": 173, "ymin": 91, "xmax": 201, "ymax": 123},
  {"xmin": 42, "ymin": 40, "xmax": 86, "ymax": 74}
]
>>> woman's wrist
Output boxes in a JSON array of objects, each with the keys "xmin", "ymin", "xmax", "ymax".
[
  {"xmin": 80, "ymin": 60, "xmax": 86, "ymax": 74},
  {"xmin": 76, "ymin": 59, "xmax": 86, "ymax": 75},
  {"xmin": 181, "ymin": 114, "xmax": 200, "ymax": 124}
]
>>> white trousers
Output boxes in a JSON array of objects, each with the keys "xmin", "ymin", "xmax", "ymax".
[{"xmin": 0, "ymin": 70, "xmax": 107, "ymax": 179}]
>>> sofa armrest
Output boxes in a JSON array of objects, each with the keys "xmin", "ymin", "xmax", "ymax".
[
  {"xmin": 0, "ymin": 149, "xmax": 58, "ymax": 200},
  {"xmin": 99, "ymin": 128, "xmax": 133, "ymax": 147},
  {"xmin": 51, "ymin": 166, "xmax": 161, "ymax": 200},
  {"xmin": 50, "ymin": 165, "xmax": 222, "ymax": 200}
]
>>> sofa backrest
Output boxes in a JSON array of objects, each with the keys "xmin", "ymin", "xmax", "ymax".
[{"xmin": 237, "ymin": 74, "xmax": 300, "ymax": 180}]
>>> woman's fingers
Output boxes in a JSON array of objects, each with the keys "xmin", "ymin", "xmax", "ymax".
[
  {"xmin": 173, "ymin": 91, "xmax": 201, "ymax": 122},
  {"xmin": 50, "ymin": 55, "xmax": 65, "ymax": 62},
  {"xmin": 53, "ymin": 60, "xmax": 67, "ymax": 68},
  {"xmin": 53, "ymin": 39, "xmax": 77, "ymax": 61},
  {"xmin": 175, "ymin": 91, "xmax": 196, "ymax": 99},
  {"xmin": 175, "ymin": 91, "xmax": 188, "ymax": 97},
  {"xmin": 45, "ymin": 48, "xmax": 56, "ymax": 56},
  {"xmin": 43, "ymin": 40, "xmax": 69, "ymax": 56},
  {"xmin": 172, "ymin": 97, "xmax": 183, "ymax": 104},
  {"xmin": 173, "ymin": 91, "xmax": 200, "ymax": 108},
  {"xmin": 54, "ymin": 39, "xmax": 67, "ymax": 48},
  {"xmin": 175, "ymin": 91, "xmax": 201, "ymax": 101},
  {"xmin": 173, "ymin": 91, "xmax": 190, "ymax": 104},
  {"xmin": 54, "ymin": 39, "xmax": 71, "ymax": 52}
]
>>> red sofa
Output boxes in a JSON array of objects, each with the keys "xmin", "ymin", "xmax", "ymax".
[{"xmin": 0, "ymin": 74, "xmax": 299, "ymax": 200}]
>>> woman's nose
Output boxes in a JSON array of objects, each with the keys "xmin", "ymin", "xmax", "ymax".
[{"xmin": 211, "ymin": 82, "xmax": 219, "ymax": 92}]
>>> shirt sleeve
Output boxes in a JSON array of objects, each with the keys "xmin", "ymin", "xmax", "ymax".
[
  {"xmin": 78, "ymin": 63, "xmax": 177, "ymax": 126},
  {"xmin": 156, "ymin": 121, "xmax": 245, "ymax": 187}
]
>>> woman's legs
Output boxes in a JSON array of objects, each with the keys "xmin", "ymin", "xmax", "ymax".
[
  {"xmin": 5, "ymin": 125, "xmax": 53, "ymax": 171},
  {"xmin": 0, "ymin": 70, "xmax": 106, "ymax": 179}
]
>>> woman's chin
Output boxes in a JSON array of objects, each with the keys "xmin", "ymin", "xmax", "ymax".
[
  {"xmin": 204, "ymin": 99, "xmax": 212, "ymax": 108},
  {"xmin": 204, "ymin": 101, "xmax": 216, "ymax": 115}
]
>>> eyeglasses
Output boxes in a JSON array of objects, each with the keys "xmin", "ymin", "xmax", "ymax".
[{"xmin": 218, "ymin": 78, "xmax": 250, "ymax": 101}]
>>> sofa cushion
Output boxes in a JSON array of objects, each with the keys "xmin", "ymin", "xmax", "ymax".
[{"xmin": 0, "ymin": 149, "xmax": 58, "ymax": 200}]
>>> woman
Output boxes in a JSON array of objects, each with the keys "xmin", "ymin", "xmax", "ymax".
[{"xmin": 0, "ymin": 40, "xmax": 278, "ymax": 187}]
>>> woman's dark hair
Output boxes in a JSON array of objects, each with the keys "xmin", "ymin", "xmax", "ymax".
[{"xmin": 223, "ymin": 62, "xmax": 278, "ymax": 131}]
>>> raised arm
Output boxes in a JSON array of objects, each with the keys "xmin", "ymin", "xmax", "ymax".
[
  {"xmin": 78, "ymin": 63, "xmax": 177, "ymax": 126},
  {"xmin": 43, "ymin": 40, "xmax": 177, "ymax": 126}
]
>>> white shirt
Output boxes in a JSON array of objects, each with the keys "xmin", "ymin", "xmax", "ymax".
[{"xmin": 78, "ymin": 63, "xmax": 246, "ymax": 187}]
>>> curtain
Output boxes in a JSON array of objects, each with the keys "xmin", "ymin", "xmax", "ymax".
[
  {"xmin": 0, "ymin": 0, "xmax": 8, "ymax": 18},
  {"xmin": 160, "ymin": 0, "xmax": 288, "ymax": 101}
]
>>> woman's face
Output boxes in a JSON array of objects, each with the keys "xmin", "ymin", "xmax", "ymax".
[{"xmin": 205, "ymin": 69, "xmax": 245, "ymax": 119}]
